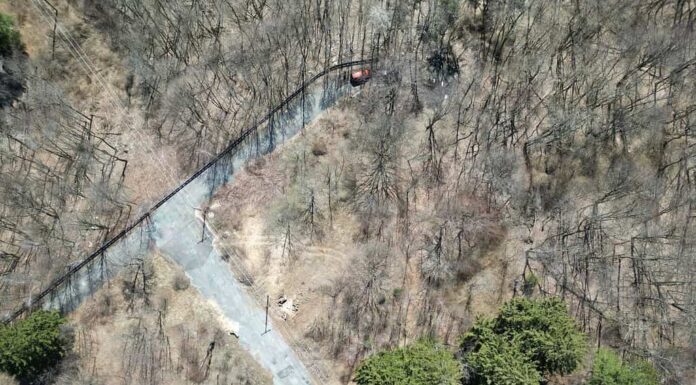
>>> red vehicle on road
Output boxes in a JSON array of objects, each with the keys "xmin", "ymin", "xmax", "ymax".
[{"xmin": 350, "ymin": 69, "xmax": 372, "ymax": 86}]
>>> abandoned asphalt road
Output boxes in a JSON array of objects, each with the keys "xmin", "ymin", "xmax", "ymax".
[
  {"xmin": 153, "ymin": 203, "xmax": 314, "ymax": 385},
  {"xmin": 31, "ymin": 77, "xmax": 348, "ymax": 385},
  {"xmin": 151, "ymin": 84, "xmax": 347, "ymax": 385}
]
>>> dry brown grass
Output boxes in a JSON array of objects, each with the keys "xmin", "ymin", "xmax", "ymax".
[
  {"xmin": 2, "ymin": 0, "xmax": 189, "ymax": 204},
  {"xmin": 0, "ymin": 1, "xmax": 51, "ymax": 57},
  {"xmin": 0, "ymin": 373, "xmax": 18, "ymax": 385},
  {"xmin": 67, "ymin": 252, "xmax": 272, "ymax": 385},
  {"xmin": 0, "ymin": 0, "xmax": 211, "ymax": 315},
  {"xmin": 207, "ymin": 103, "xmax": 517, "ymax": 383}
]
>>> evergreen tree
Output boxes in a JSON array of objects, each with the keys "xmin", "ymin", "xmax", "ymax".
[
  {"xmin": 589, "ymin": 348, "xmax": 659, "ymax": 385},
  {"xmin": 354, "ymin": 339, "xmax": 461, "ymax": 385},
  {"xmin": 460, "ymin": 297, "xmax": 586, "ymax": 384},
  {"xmin": 0, "ymin": 311, "xmax": 67, "ymax": 380},
  {"xmin": 0, "ymin": 13, "xmax": 22, "ymax": 57},
  {"xmin": 494, "ymin": 297, "xmax": 586, "ymax": 375},
  {"xmin": 464, "ymin": 332, "xmax": 541, "ymax": 385}
]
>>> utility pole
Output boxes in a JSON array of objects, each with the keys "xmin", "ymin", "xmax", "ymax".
[
  {"xmin": 200, "ymin": 208, "xmax": 207, "ymax": 243},
  {"xmin": 195, "ymin": 207, "xmax": 208, "ymax": 243},
  {"xmin": 264, "ymin": 295, "xmax": 270, "ymax": 334},
  {"xmin": 264, "ymin": 295, "xmax": 270, "ymax": 332},
  {"xmin": 40, "ymin": 1, "xmax": 58, "ymax": 60}
]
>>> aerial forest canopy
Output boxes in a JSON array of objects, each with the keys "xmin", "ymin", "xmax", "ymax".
[{"xmin": 0, "ymin": 0, "xmax": 693, "ymax": 384}]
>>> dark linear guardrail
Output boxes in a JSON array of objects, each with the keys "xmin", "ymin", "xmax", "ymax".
[{"xmin": 4, "ymin": 59, "xmax": 374, "ymax": 323}]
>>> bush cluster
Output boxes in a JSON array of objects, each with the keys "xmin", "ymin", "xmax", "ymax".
[
  {"xmin": 354, "ymin": 339, "xmax": 461, "ymax": 385},
  {"xmin": 589, "ymin": 348, "xmax": 659, "ymax": 385},
  {"xmin": 328, "ymin": 297, "xmax": 661, "ymax": 385},
  {"xmin": 0, "ymin": 13, "xmax": 22, "ymax": 57},
  {"xmin": 0, "ymin": 311, "xmax": 67, "ymax": 380},
  {"xmin": 460, "ymin": 298, "xmax": 587, "ymax": 384}
]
